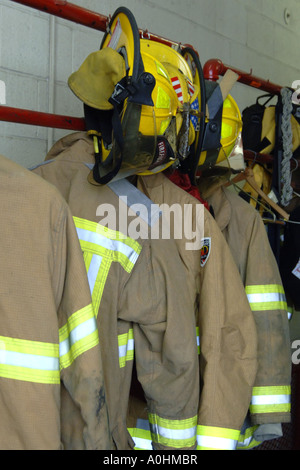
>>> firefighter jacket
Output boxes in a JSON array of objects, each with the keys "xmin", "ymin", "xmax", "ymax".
[
  {"xmin": 32, "ymin": 132, "xmax": 200, "ymax": 451},
  {"xmin": 199, "ymin": 181, "xmax": 291, "ymax": 443},
  {"xmin": 0, "ymin": 154, "xmax": 111, "ymax": 450},
  {"xmin": 129, "ymin": 171, "xmax": 259, "ymax": 450}
]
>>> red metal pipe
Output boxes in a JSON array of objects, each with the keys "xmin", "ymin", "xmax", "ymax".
[
  {"xmin": 0, "ymin": 105, "xmax": 85, "ymax": 131},
  {"xmin": 203, "ymin": 58, "xmax": 283, "ymax": 95}
]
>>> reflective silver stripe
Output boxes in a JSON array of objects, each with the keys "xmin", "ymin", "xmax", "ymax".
[
  {"xmin": 150, "ymin": 422, "xmax": 196, "ymax": 441},
  {"xmin": 197, "ymin": 435, "xmax": 238, "ymax": 450},
  {"xmin": 119, "ymin": 338, "xmax": 134, "ymax": 360},
  {"xmin": 132, "ymin": 436, "xmax": 152, "ymax": 450},
  {"xmin": 59, "ymin": 317, "xmax": 97, "ymax": 357},
  {"xmin": 108, "ymin": 179, "xmax": 162, "ymax": 227},
  {"xmin": 76, "ymin": 227, "xmax": 139, "ymax": 266},
  {"xmin": 0, "ymin": 336, "xmax": 60, "ymax": 384},
  {"xmin": 197, "ymin": 425, "xmax": 240, "ymax": 450},
  {"xmin": 87, "ymin": 254, "xmax": 102, "ymax": 295},
  {"xmin": 1, "ymin": 350, "xmax": 59, "ymax": 371},
  {"xmin": 251, "ymin": 394, "xmax": 290, "ymax": 406},
  {"xmin": 118, "ymin": 329, "xmax": 134, "ymax": 368},
  {"xmin": 129, "ymin": 419, "xmax": 153, "ymax": 450},
  {"xmin": 247, "ymin": 292, "xmax": 286, "ymax": 304}
]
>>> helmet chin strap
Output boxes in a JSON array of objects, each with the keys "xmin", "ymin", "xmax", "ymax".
[
  {"xmin": 90, "ymin": 72, "xmax": 156, "ymax": 185},
  {"xmin": 200, "ymin": 70, "xmax": 240, "ymax": 169}
]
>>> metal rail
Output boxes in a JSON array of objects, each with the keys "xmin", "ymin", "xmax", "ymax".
[
  {"xmin": 1, "ymin": 1, "xmax": 285, "ymax": 130},
  {"xmin": 203, "ymin": 58, "xmax": 283, "ymax": 95},
  {"xmin": 0, "ymin": 105, "xmax": 85, "ymax": 130}
]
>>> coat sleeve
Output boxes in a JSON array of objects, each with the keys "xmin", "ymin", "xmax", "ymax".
[
  {"xmin": 197, "ymin": 211, "xmax": 258, "ymax": 450},
  {"xmin": 119, "ymin": 238, "xmax": 199, "ymax": 451},
  {"xmin": 241, "ymin": 210, "xmax": 291, "ymax": 426},
  {"xmin": 55, "ymin": 204, "xmax": 111, "ymax": 450}
]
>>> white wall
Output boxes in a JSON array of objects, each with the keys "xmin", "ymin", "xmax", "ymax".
[{"xmin": 1, "ymin": 0, "xmax": 300, "ymax": 167}]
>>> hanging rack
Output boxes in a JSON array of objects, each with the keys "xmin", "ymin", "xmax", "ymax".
[
  {"xmin": 0, "ymin": 0, "xmax": 198, "ymax": 129},
  {"xmin": 0, "ymin": 1, "xmax": 285, "ymax": 131},
  {"xmin": 203, "ymin": 58, "xmax": 283, "ymax": 95}
]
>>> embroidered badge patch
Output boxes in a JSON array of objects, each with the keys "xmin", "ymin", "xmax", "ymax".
[{"xmin": 200, "ymin": 237, "xmax": 211, "ymax": 267}]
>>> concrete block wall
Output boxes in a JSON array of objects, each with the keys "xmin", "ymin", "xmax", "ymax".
[{"xmin": 1, "ymin": 0, "xmax": 300, "ymax": 167}]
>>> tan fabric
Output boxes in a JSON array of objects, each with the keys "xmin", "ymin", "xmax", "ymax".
[
  {"xmin": 204, "ymin": 184, "xmax": 291, "ymax": 425},
  {"xmin": 0, "ymin": 154, "xmax": 111, "ymax": 450},
  {"xmin": 32, "ymin": 132, "xmax": 200, "ymax": 451},
  {"xmin": 137, "ymin": 172, "xmax": 258, "ymax": 435}
]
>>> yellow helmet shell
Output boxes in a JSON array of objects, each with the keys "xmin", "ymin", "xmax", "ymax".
[
  {"xmin": 140, "ymin": 39, "xmax": 193, "ymax": 82},
  {"xmin": 138, "ymin": 52, "xmax": 178, "ymax": 137},
  {"xmin": 198, "ymin": 93, "xmax": 242, "ymax": 167},
  {"xmin": 218, "ymin": 94, "xmax": 243, "ymax": 162}
]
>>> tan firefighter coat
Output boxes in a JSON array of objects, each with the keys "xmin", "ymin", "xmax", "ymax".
[
  {"xmin": 199, "ymin": 181, "xmax": 291, "ymax": 445},
  {"xmin": 130, "ymin": 170, "xmax": 259, "ymax": 450},
  {"xmin": 0, "ymin": 154, "xmax": 111, "ymax": 450},
  {"xmin": 32, "ymin": 132, "xmax": 200, "ymax": 451}
]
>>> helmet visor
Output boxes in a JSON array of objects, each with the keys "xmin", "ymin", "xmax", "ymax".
[{"xmin": 91, "ymin": 102, "xmax": 176, "ymax": 184}]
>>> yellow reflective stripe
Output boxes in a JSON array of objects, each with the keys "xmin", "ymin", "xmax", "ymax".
[
  {"xmin": 59, "ymin": 303, "xmax": 99, "ymax": 370},
  {"xmin": 128, "ymin": 426, "xmax": 152, "ymax": 451},
  {"xmin": 118, "ymin": 329, "xmax": 134, "ymax": 368},
  {"xmin": 149, "ymin": 413, "xmax": 197, "ymax": 448},
  {"xmin": 74, "ymin": 217, "xmax": 141, "ymax": 366},
  {"xmin": 237, "ymin": 425, "xmax": 261, "ymax": 450},
  {"xmin": 197, "ymin": 425, "xmax": 240, "ymax": 450},
  {"xmin": 86, "ymin": 253, "xmax": 111, "ymax": 318},
  {"xmin": 74, "ymin": 216, "xmax": 141, "ymax": 273},
  {"xmin": 250, "ymin": 385, "xmax": 291, "ymax": 414},
  {"xmin": 0, "ymin": 335, "xmax": 60, "ymax": 384},
  {"xmin": 0, "ymin": 304, "xmax": 98, "ymax": 383},
  {"xmin": 245, "ymin": 284, "xmax": 287, "ymax": 311}
]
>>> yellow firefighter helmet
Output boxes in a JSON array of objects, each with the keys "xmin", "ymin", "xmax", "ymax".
[
  {"xmin": 198, "ymin": 92, "xmax": 243, "ymax": 168},
  {"xmin": 68, "ymin": 7, "xmax": 201, "ymax": 184}
]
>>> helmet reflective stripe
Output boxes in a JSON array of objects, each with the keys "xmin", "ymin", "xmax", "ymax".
[
  {"xmin": 250, "ymin": 386, "xmax": 291, "ymax": 414},
  {"xmin": 148, "ymin": 413, "xmax": 197, "ymax": 448},
  {"xmin": 245, "ymin": 284, "xmax": 287, "ymax": 311},
  {"xmin": 197, "ymin": 425, "xmax": 240, "ymax": 450},
  {"xmin": 59, "ymin": 304, "xmax": 98, "ymax": 370},
  {"xmin": 118, "ymin": 329, "xmax": 134, "ymax": 368},
  {"xmin": 171, "ymin": 76, "xmax": 184, "ymax": 103},
  {"xmin": 0, "ymin": 335, "xmax": 60, "ymax": 384}
]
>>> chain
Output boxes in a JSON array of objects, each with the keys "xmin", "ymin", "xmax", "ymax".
[{"xmin": 280, "ymin": 87, "xmax": 294, "ymax": 206}]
